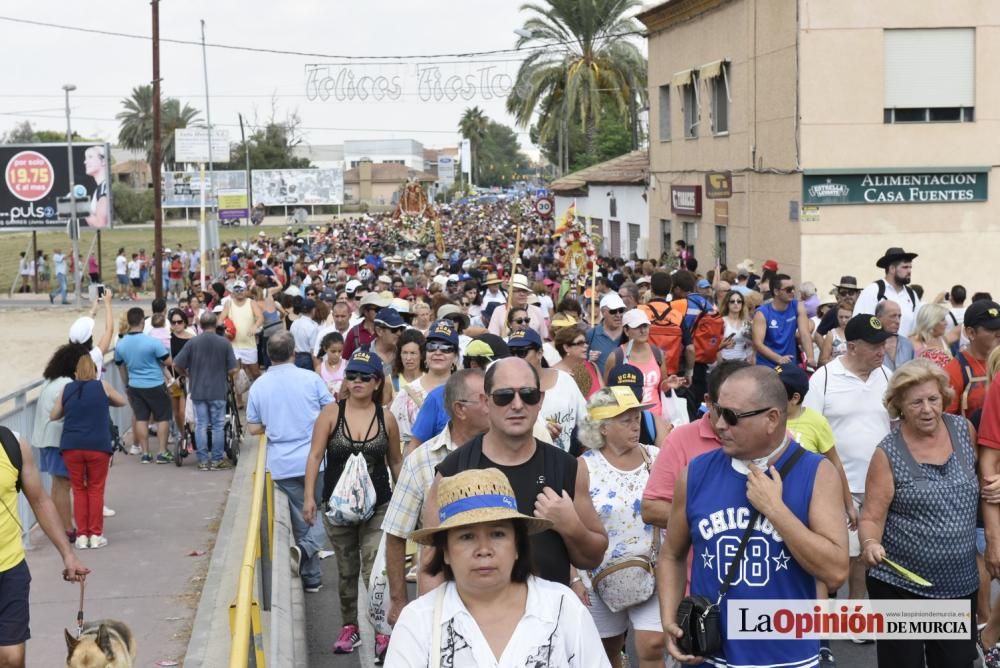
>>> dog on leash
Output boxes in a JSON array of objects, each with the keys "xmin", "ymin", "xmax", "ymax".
[{"xmin": 65, "ymin": 620, "xmax": 137, "ymax": 668}]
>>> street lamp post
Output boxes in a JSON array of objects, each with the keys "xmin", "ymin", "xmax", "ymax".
[{"xmin": 63, "ymin": 83, "xmax": 81, "ymax": 304}]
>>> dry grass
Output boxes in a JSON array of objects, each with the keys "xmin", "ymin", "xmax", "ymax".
[{"xmin": 0, "ymin": 226, "xmax": 205, "ymax": 293}]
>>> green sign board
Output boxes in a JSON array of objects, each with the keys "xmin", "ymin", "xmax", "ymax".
[{"xmin": 802, "ymin": 168, "xmax": 989, "ymax": 206}]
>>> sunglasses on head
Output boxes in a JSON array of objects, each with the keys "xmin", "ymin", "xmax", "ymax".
[
  {"xmin": 512, "ymin": 318, "xmax": 530, "ymax": 325},
  {"xmin": 345, "ymin": 371, "xmax": 376, "ymax": 383},
  {"xmin": 490, "ymin": 387, "xmax": 542, "ymax": 407},
  {"xmin": 511, "ymin": 346, "xmax": 539, "ymax": 358},
  {"xmin": 426, "ymin": 341, "xmax": 457, "ymax": 353},
  {"xmin": 715, "ymin": 405, "xmax": 771, "ymax": 426}
]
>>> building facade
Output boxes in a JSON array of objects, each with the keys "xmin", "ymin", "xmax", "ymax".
[
  {"xmin": 639, "ymin": 0, "xmax": 999, "ymax": 293},
  {"xmin": 344, "ymin": 139, "xmax": 425, "ymax": 171},
  {"xmin": 552, "ymin": 150, "xmax": 650, "ymax": 259}
]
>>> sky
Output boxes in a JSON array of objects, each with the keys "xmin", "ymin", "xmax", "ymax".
[{"xmin": 0, "ymin": 0, "xmax": 605, "ymax": 160}]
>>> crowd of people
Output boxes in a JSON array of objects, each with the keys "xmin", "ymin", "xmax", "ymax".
[{"xmin": 4, "ymin": 197, "xmax": 1000, "ymax": 668}]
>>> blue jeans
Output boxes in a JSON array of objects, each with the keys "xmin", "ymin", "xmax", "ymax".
[
  {"xmin": 51, "ymin": 272, "xmax": 67, "ymax": 303},
  {"xmin": 193, "ymin": 399, "xmax": 226, "ymax": 464},
  {"xmin": 274, "ymin": 476, "xmax": 325, "ymax": 588}
]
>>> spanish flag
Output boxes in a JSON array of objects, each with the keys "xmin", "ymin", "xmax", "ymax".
[{"xmin": 553, "ymin": 202, "xmax": 575, "ymax": 237}]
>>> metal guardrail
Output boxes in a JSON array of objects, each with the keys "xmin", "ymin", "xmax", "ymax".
[
  {"xmin": 0, "ymin": 355, "xmax": 133, "ymax": 547},
  {"xmin": 229, "ymin": 435, "xmax": 274, "ymax": 668}
]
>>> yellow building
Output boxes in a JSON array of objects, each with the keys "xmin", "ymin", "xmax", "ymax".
[{"xmin": 638, "ymin": 0, "xmax": 999, "ymax": 293}]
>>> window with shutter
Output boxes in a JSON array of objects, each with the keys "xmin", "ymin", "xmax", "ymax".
[{"xmin": 884, "ymin": 28, "xmax": 975, "ymax": 124}]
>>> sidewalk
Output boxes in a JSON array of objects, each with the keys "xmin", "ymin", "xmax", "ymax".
[{"xmin": 24, "ymin": 441, "xmax": 233, "ymax": 667}]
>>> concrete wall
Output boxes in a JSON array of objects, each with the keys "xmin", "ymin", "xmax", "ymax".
[
  {"xmin": 644, "ymin": 0, "xmax": 800, "ymax": 268},
  {"xmin": 798, "ymin": 0, "xmax": 1000, "ymax": 295}
]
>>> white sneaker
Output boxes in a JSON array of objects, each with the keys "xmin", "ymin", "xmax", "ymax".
[
  {"xmin": 103, "ymin": 506, "xmax": 116, "ymax": 517},
  {"xmin": 75, "ymin": 535, "xmax": 89, "ymax": 549},
  {"xmin": 129, "ymin": 445, "xmax": 142, "ymax": 455},
  {"xmin": 89, "ymin": 535, "xmax": 108, "ymax": 549}
]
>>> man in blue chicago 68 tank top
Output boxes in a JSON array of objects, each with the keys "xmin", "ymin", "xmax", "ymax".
[{"xmin": 657, "ymin": 366, "xmax": 849, "ymax": 667}]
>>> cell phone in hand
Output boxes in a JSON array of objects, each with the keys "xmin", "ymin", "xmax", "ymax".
[{"xmin": 96, "ymin": 284, "xmax": 106, "ymax": 299}]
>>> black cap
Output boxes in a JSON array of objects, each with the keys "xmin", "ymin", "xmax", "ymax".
[
  {"xmin": 607, "ymin": 364, "xmax": 644, "ymax": 402},
  {"xmin": 845, "ymin": 314, "xmax": 893, "ymax": 343},
  {"xmin": 775, "ymin": 363, "xmax": 809, "ymax": 398},
  {"xmin": 965, "ymin": 301, "xmax": 1000, "ymax": 329}
]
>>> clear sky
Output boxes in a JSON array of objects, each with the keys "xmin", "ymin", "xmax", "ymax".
[{"xmin": 0, "ymin": 0, "xmax": 568, "ymax": 158}]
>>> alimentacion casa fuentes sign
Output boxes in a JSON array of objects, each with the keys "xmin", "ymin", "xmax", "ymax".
[{"xmin": 803, "ymin": 168, "xmax": 989, "ymax": 205}]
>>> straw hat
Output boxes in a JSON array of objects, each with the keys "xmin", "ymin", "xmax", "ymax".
[{"xmin": 409, "ymin": 469, "xmax": 552, "ymax": 545}]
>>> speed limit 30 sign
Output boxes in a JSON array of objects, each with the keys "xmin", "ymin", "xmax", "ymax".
[{"xmin": 534, "ymin": 197, "xmax": 553, "ymax": 218}]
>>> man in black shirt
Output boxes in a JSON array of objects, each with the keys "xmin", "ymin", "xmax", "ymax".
[{"xmin": 425, "ymin": 358, "xmax": 607, "ymax": 585}]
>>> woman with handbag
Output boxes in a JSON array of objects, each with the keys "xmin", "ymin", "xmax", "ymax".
[
  {"xmin": 303, "ymin": 349, "xmax": 402, "ymax": 661},
  {"xmin": 575, "ymin": 386, "xmax": 665, "ymax": 667},
  {"xmin": 386, "ymin": 468, "xmax": 609, "ymax": 667}
]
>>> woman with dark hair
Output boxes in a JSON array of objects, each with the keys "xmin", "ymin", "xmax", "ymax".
[
  {"xmin": 390, "ymin": 329, "xmax": 426, "ymax": 395},
  {"xmin": 303, "ymin": 349, "xmax": 402, "ymax": 659},
  {"xmin": 390, "ymin": 321, "xmax": 458, "ymax": 450},
  {"xmin": 167, "ymin": 308, "xmax": 194, "ymax": 448},
  {"xmin": 51, "ymin": 355, "xmax": 127, "ymax": 549},
  {"xmin": 553, "ymin": 325, "xmax": 603, "ymax": 400},
  {"xmin": 32, "ymin": 343, "xmax": 89, "ymax": 542},
  {"xmin": 386, "ymin": 468, "xmax": 606, "ymax": 666}
]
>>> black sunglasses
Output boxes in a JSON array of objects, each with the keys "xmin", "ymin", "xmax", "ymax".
[
  {"xmin": 511, "ymin": 346, "xmax": 539, "ymax": 358},
  {"xmin": 490, "ymin": 387, "xmax": 542, "ymax": 407},
  {"xmin": 512, "ymin": 318, "xmax": 530, "ymax": 325},
  {"xmin": 426, "ymin": 341, "xmax": 457, "ymax": 353},
  {"xmin": 779, "ymin": 286, "xmax": 796, "ymax": 294},
  {"xmin": 607, "ymin": 308, "xmax": 626, "ymax": 315},
  {"xmin": 345, "ymin": 372, "xmax": 376, "ymax": 383},
  {"xmin": 170, "ymin": 319, "xmax": 185, "ymax": 325},
  {"xmin": 716, "ymin": 405, "xmax": 772, "ymax": 426}
]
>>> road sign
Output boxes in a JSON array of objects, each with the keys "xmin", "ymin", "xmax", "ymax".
[
  {"xmin": 534, "ymin": 197, "xmax": 553, "ymax": 218},
  {"xmin": 174, "ymin": 128, "xmax": 230, "ymax": 164}
]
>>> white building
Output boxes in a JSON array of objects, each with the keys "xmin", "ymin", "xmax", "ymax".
[
  {"xmin": 551, "ymin": 150, "xmax": 650, "ymax": 259},
  {"xmin": 344, "ymin": 139, "xmax": 425, "ymax": 171}
]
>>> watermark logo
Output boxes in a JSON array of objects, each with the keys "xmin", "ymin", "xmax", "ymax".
[{"xmin": 729, "ymin": 599, "xmax": 972, "ymax": 641}]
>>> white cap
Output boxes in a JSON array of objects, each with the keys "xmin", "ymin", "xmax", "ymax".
[
  {"xmin": 600, "ymin": 293, "xmax": 626, "ymax": 311},
  {"xmin": 307, "ymin": 264, "xmax": 318, "ymax": 272},
  {"xmin": 345, "ymin": 279, "xmax": 362, "ymax": 294},
  {"xmin": 448, "ymin": 274, "xmax": 460, "ymax": 283},
  {"xmin": 391, "ymin": 297, "xmax": 410, "ymax": 314},
  {"xmin": 622, "ymin": 309, "xmax": 651, "ymax": 329},
  {"xmin": 378, "ymin": 274, "xmax": 392, "ymax": 284},
  {"xmin": 232, "ymin": 279, "xmax": 247, "ymax": 290},
  {"xmin": 283, "ymin": 285, "xmax": 301, "ymax": 297},
  {"xmin": 69, "ymin": 317, "xmax": 95, "ymax": 344},
  {"xmin": 636, "ymin": 276, "xmax": 651, "ymax": 286}
]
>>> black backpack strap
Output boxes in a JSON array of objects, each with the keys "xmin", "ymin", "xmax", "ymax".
[
  {"xmin": 1, "ymin": 426, "xmax": 23, "ymax": 494},
  {"xmin": 457, "ymin": 436, "xmax": 483, "ymax": 471},
  {"xmin": 541, "ymin": 443, "xmax": 567, "ymax": 496},
  {"xmin": 905, "ymin": 285, "xmax": 917, "ymax": 307},
  {"xmin": 876, "ymin": 280, "xmax": 886, "ymax": 302},
  {"xmin": 717, "ymin": 445, "xmax": 806, "ymax": 603}
]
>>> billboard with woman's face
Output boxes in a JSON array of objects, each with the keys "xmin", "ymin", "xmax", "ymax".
[{"xmin": 0, "ymin": 142, "xmax": 113, "ymax": 228}]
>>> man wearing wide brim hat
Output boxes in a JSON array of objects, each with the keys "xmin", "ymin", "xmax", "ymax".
[
  {"xmin": 342, "ymin": 292, "xmax": 391, "ymax": 359},
  {"xmin": 815, "ymin": 276, "xmax": 863, "ymax": 338},
  {"xmin": 853, "ymin": 246, "xmax": 921, "ymax": 337},
  {"xmin": 481, "ymin": 273, "xmax": 507, "ymax": 311}
]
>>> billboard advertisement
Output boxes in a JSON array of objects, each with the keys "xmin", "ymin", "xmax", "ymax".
[
  {"xmin": 161, "ymin": 170, "xmax": 246, "ymax": 208},
  {"xmin": 252, "ymin": 168, "xmax": 344, "ymax": 206},
  {"xmin": 438, "ymin": 156, "xmax": 455, "ymax": 189},
  {"xmin": 0, "ymin": 142, "xmax": 113, "ymax": 228}
]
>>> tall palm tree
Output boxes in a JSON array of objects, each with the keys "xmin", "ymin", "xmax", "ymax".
[
  {"xmin": 117, "ymin": 85, "xmax": 202, "ymax": 170},
  {"xmin": 458, "ymin": 106, "xmax": 488, "ymax": 185},
  {"xmin": 507, "ymin": 0, "xmax": 647, "ymax": 170}
]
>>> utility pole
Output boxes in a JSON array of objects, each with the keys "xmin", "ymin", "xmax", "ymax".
[
  {"xmin": 63, "ymin": 83, "xmax": 81, "ymax": 304},
  {"xmin": 200, "ymin": 19, "xmax": 213, "ymax": 289},
  {"xmin": 152, "ymin": 0, "xmax": 164, "ymax": 301}
]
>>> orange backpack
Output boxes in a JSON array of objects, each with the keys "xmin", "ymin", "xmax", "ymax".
[
  {"xmin": 640, "ymin": 300, "xmax": 686, "ymax": 375},
  {"xmin": 692, "ymin": 311, "xmax": 725, "ymax": 364}
]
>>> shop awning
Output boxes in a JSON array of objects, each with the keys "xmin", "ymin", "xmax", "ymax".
[{"xmin": 671, "ymin": 69, "xmax": 693, "ymax": 87}]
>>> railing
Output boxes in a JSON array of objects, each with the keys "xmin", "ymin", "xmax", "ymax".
[{"xmin": 229, "ymin": 435, "xmax": 274, "ymax": 668}]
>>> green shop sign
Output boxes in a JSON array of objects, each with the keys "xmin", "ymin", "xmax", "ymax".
[{"xmin": 803, "ymin": 168, "xmax": 989, "ymax": 205}]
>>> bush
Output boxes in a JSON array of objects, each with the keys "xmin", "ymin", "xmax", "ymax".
[{"xmin": 112, "ymin": 182, "xmax": 155, "ymax": 224}]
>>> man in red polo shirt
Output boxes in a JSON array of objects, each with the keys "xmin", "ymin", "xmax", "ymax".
[
  {"xmin": 641, "ymin": 360, "xmax": 750, "ymax": 527},
  {"xmin": 945, "ymin": 300, "xmax": 1000, "ymax": 420}
]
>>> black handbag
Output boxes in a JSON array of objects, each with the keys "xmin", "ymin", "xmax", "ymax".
[{"xmin": 676, "ymin": 446, "xmax": 806, "ymax": 657}]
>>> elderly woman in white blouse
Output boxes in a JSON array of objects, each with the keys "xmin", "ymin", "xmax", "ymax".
[{"xmin": 385, "ymin": 468, "xmax": 610, "ymax": 667}]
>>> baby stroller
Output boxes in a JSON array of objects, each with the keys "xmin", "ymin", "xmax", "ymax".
[{"xmin": 176, "ymin": 379, "xmax": 243, "ymax": 467}]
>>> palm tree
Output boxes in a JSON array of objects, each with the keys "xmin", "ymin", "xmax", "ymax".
[
  {"xmin": 458, "ymin": 106, "xmax": 488, "ymax": 185},
  {"xmin": 507, "ymin": 0, "xmax": 647, "ymax": 171},
  {"xmin": 117, "ymin": 85, "xmax": 202, "ymax": 170}
]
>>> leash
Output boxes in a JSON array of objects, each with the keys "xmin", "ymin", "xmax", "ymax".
[{"xmin": 77, "ymin": 580, "xmax": 85, "ymax": 638}]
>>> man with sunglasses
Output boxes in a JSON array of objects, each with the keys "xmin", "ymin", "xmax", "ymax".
[
  {"xmin": 342, "ymin": 292, "xmax": 389, "ymax": 360},
  {"xmin": 752, "ymin": 274, "xmax": 813, "ymax": 369},
  {"xmin": 219, "ymin": 279, "xmax": 264, "ymax": 383},
  {"xmin": 816, "ymin": 276, "xmax": 861, "ymax": 337},
  {"xmin": 427, "ymin": 357, "xmax": 608, "ymax": 586},
  {"xmin": 802, "ymin": 314, "xmax": 891, "ymax": 607},
  {"xmin": 659, "ymin": 365, "xmax": 849, "ymax": 667},
  {"xmin": 587, "ymin": 292, "xmax": 627, "ymax": 372},
  {"xmin": 486, "ymin": 274, "xmax": 548, "ymax": 340}
]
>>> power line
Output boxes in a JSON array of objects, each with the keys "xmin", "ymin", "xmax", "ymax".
[{"xmin": 0, "ymin": 14, "xmax": 643, "ymax": 61}]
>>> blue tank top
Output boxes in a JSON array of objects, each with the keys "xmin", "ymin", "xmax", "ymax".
[
  {"xmin": 687, "ymin": 441, "xmax": 821, "ymax": 667},
  {"xmin": 60, "ymin": 380, "xmax": 112, "ymax": 453},
  {"xmin": 755, "ymin": 300, "xmax": 799, "ymax": 368}
]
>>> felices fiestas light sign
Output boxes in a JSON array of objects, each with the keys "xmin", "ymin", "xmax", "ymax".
[{"xmin": 803, "ymin": 168, "xmax": 989, "ymax": 206}]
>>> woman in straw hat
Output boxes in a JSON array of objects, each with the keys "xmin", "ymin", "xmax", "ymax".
[{"xmin": 386, "ymin": 468, "xmax": 609, "ymax": 667}]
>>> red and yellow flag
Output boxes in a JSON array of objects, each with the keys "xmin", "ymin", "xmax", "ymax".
[{"xmin": 553, "ymin": 202, "xmax": 576, "ymax": 237}]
